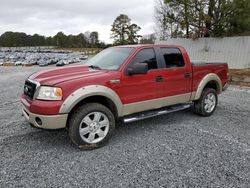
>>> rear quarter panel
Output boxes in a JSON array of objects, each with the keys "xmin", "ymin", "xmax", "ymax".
[{"xmin": 192, "ymin": 63, "xmax": 228, "ymax": 92}]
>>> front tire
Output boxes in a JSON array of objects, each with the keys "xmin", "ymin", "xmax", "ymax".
[
  {"xmin": 193, "ymin": 88, "xmax": 218, "ymax": 116},
  {"xmin": 68, "ymin": 103, "xmax": 115, "ymax": 149}
]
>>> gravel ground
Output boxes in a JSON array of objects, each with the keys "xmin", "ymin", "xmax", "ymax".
[{"xmin": 0, "ymin": 66, "xmax": 250, "ymax": 187}]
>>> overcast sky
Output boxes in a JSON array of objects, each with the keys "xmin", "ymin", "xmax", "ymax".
[{"xmin": 0, "ymin": 0, "xmax": 156, "ymax": 43}]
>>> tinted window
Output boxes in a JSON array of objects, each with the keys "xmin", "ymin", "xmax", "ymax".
[
  {"xmin": 161, "ymin": 48, "xmax": 185, "ymax": 68},
  {"xmin": 132, "ymin": 48, "xmax": 157, "ymax": 70}
]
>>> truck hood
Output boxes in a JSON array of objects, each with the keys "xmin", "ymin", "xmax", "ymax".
[{"xmin": 29, "ymin": 66, "xmax": 109, "ymax": 86}]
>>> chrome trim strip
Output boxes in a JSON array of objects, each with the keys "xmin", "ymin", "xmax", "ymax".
[
  {"xmin": 26, "ymin": 79, "xmax": 41, "ymax": 100},
  {"xmin": 110, "ymin": 79, "xmax": 121, "ymax": 84},
  {"xmin": 124, "ymin": 104, "xmax": 191, "ymax": 123},
  {"xmin": 27, "ymin": 79, "xmax": 40, "ymax": 89}
]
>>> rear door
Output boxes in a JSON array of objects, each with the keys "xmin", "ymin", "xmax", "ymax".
[{"xmin": 157, "ymin": 47, "xmax": 192, "ymax": 101}]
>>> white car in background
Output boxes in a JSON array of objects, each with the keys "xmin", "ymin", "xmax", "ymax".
[
  {"xmin": 56, "ymin": 59, "xmax": 70, "ymax": 66},
  {"xmin": 80, "ymin": 55, "xmax": 88, "ymax": 60},
  {"xmin": 15, "ymin": 61, "xmax": 23, "ymax": 66}
]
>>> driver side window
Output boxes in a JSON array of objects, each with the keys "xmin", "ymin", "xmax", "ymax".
[{"xmin": 131, "ymin": 48, "xmax": 158, "ymax": 70}]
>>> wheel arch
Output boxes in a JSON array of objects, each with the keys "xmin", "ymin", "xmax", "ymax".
[
  {"xmin": 60, "ymin": 85, "xmax": 123, "ymax": 118},
  {"xmin": 194, "ymin": 73, "xmax": 222, "ymax": 100}
]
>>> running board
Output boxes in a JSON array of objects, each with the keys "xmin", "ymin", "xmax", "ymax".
[{"xmin": 123, "ymin": 104, "xmax": 192, "ymax": 123}]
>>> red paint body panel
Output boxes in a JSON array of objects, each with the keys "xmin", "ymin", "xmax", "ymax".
[
  {"xmin": 29, "ymin": 66, "xmax": 107, "ymax": 86},
  {"xmin": 117, "ymin": 69, "xmax": 165, "ymax": 104},
  {"xmin": 21, "ymin": 94, "xmax": 63, "ymax": 115},
  {"xmin": 21, "ymin": 44, "xmax": 229, "ymax": 115},
  {"xmin": 116, "ymin": 45, "xmax": 193, "ymax": 104},
  {"xmin": 192, "ymin": 64, "xmax": 228, "ymax": 91}
]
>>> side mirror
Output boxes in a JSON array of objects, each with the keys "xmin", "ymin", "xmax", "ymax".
[{"xmin": 127, "ymin": 63, "xmax": 148, "ymax": 75}]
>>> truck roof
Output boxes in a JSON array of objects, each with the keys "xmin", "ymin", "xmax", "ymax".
[{"xmin": 115, "ymin": 44, "xmax": 183, "ymax": 49}]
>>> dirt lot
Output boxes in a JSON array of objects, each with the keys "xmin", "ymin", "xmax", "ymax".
[
  {"xmin": 0, "ymin": 66, "xmax": 250, "ymax": 187},
  {"xmin": 230, "ymin": 69, "xmax": 250, "ymax": 87}
]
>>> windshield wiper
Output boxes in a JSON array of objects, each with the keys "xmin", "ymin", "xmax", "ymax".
[{"xmin": 88, "ymin": 65, "xmax": 102, "ymax": 70}]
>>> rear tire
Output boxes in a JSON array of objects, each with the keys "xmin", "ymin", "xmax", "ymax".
[
  {"xmin": 68, "ymin": 103, "xmax": 115, "ymax": 149},
  {"xmin": 193, "ymin": 88, "xmax": 218, "ymax": 117}
]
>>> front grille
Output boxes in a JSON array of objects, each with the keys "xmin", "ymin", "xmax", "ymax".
[{"xmin": 24, "ymin": 80, "xmax": 37, "ymax": 99}]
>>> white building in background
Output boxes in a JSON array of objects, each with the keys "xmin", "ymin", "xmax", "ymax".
[{"xmin": 156, "ymin": 36, "xmax": 250, "ymax": 69}]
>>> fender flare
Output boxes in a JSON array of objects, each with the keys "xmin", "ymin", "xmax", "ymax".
[
  {"xmin": 194, "ymin": 73, "xmax": 222, "ymax": 100},
  {"xmin": 59, "ymin": 85, "xmax": 123, "ymax": 117}
]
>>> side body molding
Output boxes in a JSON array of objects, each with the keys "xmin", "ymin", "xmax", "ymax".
[
  {"xmin": 193, "ymin": 73, "xmax": 222, "ymax": 100},
  {"xmin": 59, "ymin": 85, "xmax": 123, "ymax": 116}
]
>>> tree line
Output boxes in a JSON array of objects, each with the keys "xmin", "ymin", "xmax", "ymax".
[
  {"xmin": 155, "ymin": 0, "xmax": 250, "ymax": 39},
  {"xmin": 0, "ymin": 31, "xmax": 105, "ymax": 48}
]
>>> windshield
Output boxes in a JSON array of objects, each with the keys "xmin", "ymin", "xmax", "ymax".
[{"xmin": 86, "ymin": 47, "xmax": 134, "ymax": 70}]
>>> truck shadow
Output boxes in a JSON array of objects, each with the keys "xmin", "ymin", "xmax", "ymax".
[
  {"xmin": 2, "ymin": 109, "xmax": 197, "ymax": 153},
  {"xmin": 113, "ymin": 109, "xmax": 196, "ymax": 140}
]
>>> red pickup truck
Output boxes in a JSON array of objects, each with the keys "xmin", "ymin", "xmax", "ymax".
[{"xmin": 21, "ymin": 44, "xmax": 228, "ymax": 149}]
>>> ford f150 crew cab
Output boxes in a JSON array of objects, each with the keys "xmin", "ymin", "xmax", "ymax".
[{"xmin": 21, "ymin": 44, "xmax": 229, "ymax": 149}]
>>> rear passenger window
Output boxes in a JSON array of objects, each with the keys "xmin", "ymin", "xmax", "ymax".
[
  {"xmin": 161, "ymin": 48, "xmax": 185, "ymax": 68},
  {"xmin": 132, "ymin": 48, "xmax": 157, "ymax": 70}
]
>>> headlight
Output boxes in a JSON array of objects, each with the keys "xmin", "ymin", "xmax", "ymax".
[{"xmin": 36, "ymin": 86, "xmax": 63, "ymax": 101}]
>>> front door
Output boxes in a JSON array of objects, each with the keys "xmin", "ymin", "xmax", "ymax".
[{"xmin": 117, "ymin": 48, "xmax": 165, "ymax": 115}]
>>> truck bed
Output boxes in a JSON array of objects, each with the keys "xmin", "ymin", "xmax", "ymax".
[{"xmin": 191, "ymin": 61, "xmax": 228, "ymax": 92}]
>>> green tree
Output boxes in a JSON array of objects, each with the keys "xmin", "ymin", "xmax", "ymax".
[
  {"xmin": 45, "ymin": 36, "xmax": 56, "ymax": 46},
  {"xmin": 0, "ymin": 32, "xmax": 30, "ymax": 46},
  {"xmin": 155, "ymin": 0, "xmax": 250, "ymax": 39},
  {"xmin": 90, "ymin": 31, "xmax": 99, "ymax": 46},
  {"xmin": 163, "ymin": 0, "xmax": 192, "ymax": 38},
  {"xmin": 32, "ymin": 34, "xmax": 46, "ymax": 46},
  {"xmin": 76, "ymin": 33, "xmax": 87, "ymax": 48},
  {"xmin": 220, "ymin": 0, "xmax": 250, "ymax": 36},
  {"xmin": 54, "ymin": 32, "xmax": 67, "ymax": 47},
  {"xmin": 111, "ymin": 14, "xmax": 141, "ymax": 45},
  {"xmin": 155, "ymin": 0, "xmax": 186, "ymax": 39},
  {"xmin": 127, "ymin": 24, "xmax": 142, "ymax": 44},
  {"xmin": 0, "ymin": 32, "xmax": 16, "ymax": 46}
]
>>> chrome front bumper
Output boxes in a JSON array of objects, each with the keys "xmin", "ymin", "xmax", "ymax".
[{"xmin": 22, "ymin": 106, "xmax": 68, "ymax": 129}]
